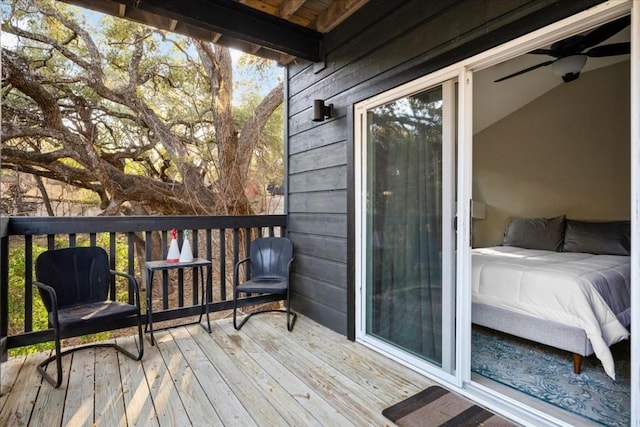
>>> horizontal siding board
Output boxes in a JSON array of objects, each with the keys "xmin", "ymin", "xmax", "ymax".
[
  {"xmin": 289, "ymin": 122, "xmax": 345, "ymax": 154},
  {"xmin": 289, "ymin": 142, "xmax": 346, "ymax": 174},
  {"xmin": 288, "ymin": 0, "xmax": 564, "ymax": 120},
  {"xmin": 289, "ymin": 233, "xmax": 346, "ymax": 262},
  {"xmin": 289, "ymin": 0, "xmax": 460, "ymax": 97},
  {"xmin": 288, "ymin": 192, "xmax": 347, "ymax": 214},
  {"xmin": 291, "ymin": 295, "xmax": 347, "ymax": 336},
  {"xmin": 289, "ymin": 166, "xmax": 346, "ymax": 193},
  {"xmin": 293, "ymin": 253, "xmax": 347, "ymax": 287},
  {"xmin": 287, "ymin": 60, "xmax": 311, "ymax": 81},
  {"xmin": 288, "ymin": 213, "xmax": 346, "ymax": 238},
  {"xmin": 292, "ymin": 273, "xmax": 346, "ymax": 310},
  {"xmin": 288, "ymin": 107, "xmax": 345, "ymax": 139},
  {"xmin": 287, "ymin": 0, "xmax": 407, "ymax": 95}
]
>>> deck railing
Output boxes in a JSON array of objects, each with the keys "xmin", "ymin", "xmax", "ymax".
[{"xmin": 0, "ymin": 215, "xmax": 287, "ymax": 360}]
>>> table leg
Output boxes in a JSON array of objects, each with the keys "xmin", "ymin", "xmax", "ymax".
[
  {"xmin": 146, "ymin": 270, "xmax": 155, "ymax": 345},
  {"xmin": 199, "ymin": 266, "xmax": 212, "ymax": 333}
]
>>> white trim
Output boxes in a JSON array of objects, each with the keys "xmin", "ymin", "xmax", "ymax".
[
  {"xmin": 441, "ymin": 80, "xmax": 457, "ymax": 376},
  {"xmin": 356, "ymin": 69, "xmax": 459, "ymax": 111},
  {"xmin": 353, "ymin": 105, "xmax": 365, "ymax": 343},
  {"xmin": 629, "ymin": 2, "xmax": 639, "ymax": 426},
  {"xmin": 467, "ymin": 1, "xmax": 631, "ymax": 72},
  {"xmin": 456, "ymin": 67, "xmax": 473, "ymax": 386}
]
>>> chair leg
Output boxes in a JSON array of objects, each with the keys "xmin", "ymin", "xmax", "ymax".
[
  {"xmin": 38, "ymin": 317, "xmax": 144, "ymax": 388},
  {"xmin": 233, "ymin": 290, "xmax": 241, "ymax": 330},
  {"xmin": 37, "ymin": 329, "xmax": 64, "ymax": 388},
  {"xmin": 286, "ymin": 294, "xmax": 297, "ymax": 332},
  {"xmin": 116, "ymin": 314, "xmax": 144, "ymax": 361},
  {"xmin": 233, "ymin": 295, "xmax": 297, "ymax": 332}
]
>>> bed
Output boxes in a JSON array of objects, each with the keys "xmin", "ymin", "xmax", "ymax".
[{"xmin": 471, "ymin": 216, "xmax": 631, "ymax": 379}]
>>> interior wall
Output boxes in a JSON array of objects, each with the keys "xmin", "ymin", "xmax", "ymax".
[{"xmin": 473, "ymin": 60, "xmax": 630, "ymax": 247}]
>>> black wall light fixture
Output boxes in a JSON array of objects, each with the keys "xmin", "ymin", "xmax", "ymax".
[{"xmin": 313, "ymin": 99, "xmax": 333, "ymax": 122}]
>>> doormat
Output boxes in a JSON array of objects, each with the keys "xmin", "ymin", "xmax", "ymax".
[{"xmin": 382, "ymin": 386, "xmax": 515, "ymax": 427}]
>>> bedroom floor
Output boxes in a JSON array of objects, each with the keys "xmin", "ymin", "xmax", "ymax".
[
  {"xmin": 471, "ymin": 375, "xmax": 602, "ymax": 427},
  {"xmin": 471, "ymin": 326, "xmax": 631, "ymax": 427}
]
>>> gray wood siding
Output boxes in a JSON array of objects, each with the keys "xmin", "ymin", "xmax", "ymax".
[{"xmin": 286, "ymin": 0, "xmax": 605, "ymax": 336}]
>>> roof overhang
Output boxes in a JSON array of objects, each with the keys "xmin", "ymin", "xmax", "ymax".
[{"xmin": 59, "ymin": 0, "xmax": 327, "ymax": 63}]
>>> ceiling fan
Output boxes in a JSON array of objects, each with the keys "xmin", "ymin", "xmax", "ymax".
[{"xmin": 495, "ymin": 15, "xmax": 630, "ymax": 83}]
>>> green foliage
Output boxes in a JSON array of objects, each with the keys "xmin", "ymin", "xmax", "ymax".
[{"xmin": 8, "ymin": 243, "xmax": 51, "ymax": 356}]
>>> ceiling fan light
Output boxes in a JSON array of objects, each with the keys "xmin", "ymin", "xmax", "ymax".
[{"xmin": 551, "ymin": 55, "xmax": 587, "ymax": 78}]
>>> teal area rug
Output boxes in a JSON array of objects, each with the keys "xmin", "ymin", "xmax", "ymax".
[{"xmin": 471, "ymin": 327, "xmax": 630, "ymax": 427}]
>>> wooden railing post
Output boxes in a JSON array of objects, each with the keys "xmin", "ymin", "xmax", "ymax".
[{"xmin": 0, "ymin": 216, "xmax": 10, "ymax": 361}]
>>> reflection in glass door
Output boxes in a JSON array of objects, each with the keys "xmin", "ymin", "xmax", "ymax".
[{"xmin": 358, "ymin": 81, "xmax": 456, "ymax": 375}]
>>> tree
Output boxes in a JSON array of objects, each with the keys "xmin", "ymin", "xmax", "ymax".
[{"xmin": 1, "ymin": 0, "xmax": 284, "ymax": 217}]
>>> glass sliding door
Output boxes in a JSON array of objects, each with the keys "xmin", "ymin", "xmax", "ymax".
[{"xmin": 356, "ymin": 79, "xmax": 456, "ymax": 376}]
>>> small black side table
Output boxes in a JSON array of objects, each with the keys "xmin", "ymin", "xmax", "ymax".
[{"xmin": 144, "ymin": 258, "xmax": 212, "ymax": 345}]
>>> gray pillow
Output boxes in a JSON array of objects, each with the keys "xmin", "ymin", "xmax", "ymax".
[
  {"xmin": 562, "ymin": 220, "xmax": 630, "ymax": 256},
  {"xmin": 502, "ymin": 215, "xmax": 566, "ymax": 251}
]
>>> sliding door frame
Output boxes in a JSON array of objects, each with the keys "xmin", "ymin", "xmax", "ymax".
[{"xmin": 354, "ymin": 69, "xmax": 460, "ymax": 384}]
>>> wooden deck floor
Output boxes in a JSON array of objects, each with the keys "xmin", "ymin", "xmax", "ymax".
[{"xmin": 0, "ymin": 313, "xmax": 435, "ymax": 426}]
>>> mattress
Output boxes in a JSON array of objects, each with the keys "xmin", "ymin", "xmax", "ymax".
[{"xmin": 472, "ymin": 246, "xmax": 631, "ymax": 379}]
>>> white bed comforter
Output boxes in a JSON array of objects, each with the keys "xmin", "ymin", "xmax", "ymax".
[{"xmin": 472, "ymin": 246, "xmax": 631, "ymax": 379}]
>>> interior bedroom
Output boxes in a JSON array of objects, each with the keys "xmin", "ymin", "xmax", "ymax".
[{"xmin": 470, "ymin": 15, "xmax": 631, "ymax": 427}]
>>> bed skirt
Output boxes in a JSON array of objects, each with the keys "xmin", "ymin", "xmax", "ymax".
[{"xmin": 472, "ymin": 302, "xmax": 594, "ymax": 360}]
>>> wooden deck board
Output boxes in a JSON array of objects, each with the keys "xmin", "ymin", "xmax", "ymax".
[
  {"xmin": 203, "ymin": 322, "xmax": 326, "ymax": 427},
  {"xmin": 116, "ymin": 335, "xmax": 159, "ymax": 427},
  {"xmin": 0, "ymin": 314, "xmax": 435, "ymax": 426},
  {"xmin": 29, "ymin": 352, "xmax": 71, "ymax": 426},
  {"xmin": 0, "ymin": 354, "xmax": 42, "ymax": 427},
  {"xmin": 242, "ymin": 316, "xmax": 397, "ymax": 425},
  {"xmin": 161, "ymin": 327, "xmax": 224, "ymax": 427},
  {"xmin": 216, "ymin": 320, "xmax": 355, "ymax": 427},
  {"xmin": 142, "ymin": 331, "xmax": 192, "ymax": 426},
  {"xmin": 187, "ymin": 324, "xmax": 288, "ymax": 426},
  {"xmin": 63, "ymin": 347, "xmax": 95, "ymax": 427},
  {"xmin": 178, "ymin": 327, "xmax": 257, "ymax": 426},
  {"xmin": 0, "ymin": 355, "xmax": 26, "ymax": 415},
  {"xmin": 95, "ymin": 343, "xmax": 127, "ymax": 427}
]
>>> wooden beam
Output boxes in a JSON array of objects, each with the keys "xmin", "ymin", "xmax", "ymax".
[
  {"xmin": 315, "ymin": 0, "xmax": 369, "ymax": 33},
  {"xmin": 277, "ymin": 0, "xmax": 306, "ymax": 19},
  {"xmin": 130, "ymin": 0, "xmax": 322, "ymax": 61},
  {"xmin": 278, "ymin": 53, "xmax": 296, "ymax": 65},
  {"xmin": 249, "ymin": 42, "xmax": 262, "ymax": 54}
]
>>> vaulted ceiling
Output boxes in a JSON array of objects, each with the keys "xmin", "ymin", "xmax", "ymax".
[{"xmin": 59, "ymin": 0, "xmax": 370, "ymax": 64}]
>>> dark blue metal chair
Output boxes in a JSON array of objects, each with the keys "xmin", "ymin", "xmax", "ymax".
[
  {"xmin": 233, "ymin": 237, "xmax": 296, "ymax": 331},
  {"xmin": 35, "ymin": 246, "xmax": 144, "ymax": 388}
]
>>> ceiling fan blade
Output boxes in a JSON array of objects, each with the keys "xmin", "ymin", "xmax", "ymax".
[
  {"xmin": 577, "ymin": 15, "xmax": 630, "ymax": 51},
  {"xmin": 494, "ymin": 60, "xmax": 554, "ymax": 82},
  {"xmin": 585, "ymin": 42, "xmax": 630, "ymax": 57},
  {"xmin": 529, "ymin": 48, "xmax": 560, "ymax": 57},
  {"xmin": 549, "ymin": 35, "xmax": 583, "ymax": 56}
]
